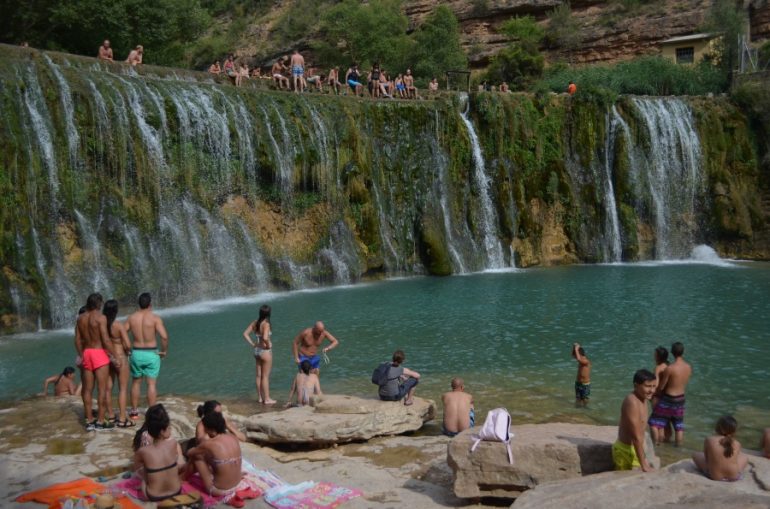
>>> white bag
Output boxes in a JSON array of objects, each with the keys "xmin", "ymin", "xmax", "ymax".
[{"xmin": 470, "ymin": 407, "xmax": 514, "ymax": 464}]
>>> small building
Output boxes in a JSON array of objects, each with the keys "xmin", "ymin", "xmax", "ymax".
[{"xmin": 660, "ymin": 33, "xmax": 719, "ymax": 65}]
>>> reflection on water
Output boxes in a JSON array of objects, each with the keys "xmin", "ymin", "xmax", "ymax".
[{"xmin": 1, "ymin": 264, "xmax": 769, "ymax": 455}]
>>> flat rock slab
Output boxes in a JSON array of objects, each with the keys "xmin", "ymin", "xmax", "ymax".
[
  {"xmin": 448, "ymin": 423, "xmax": 659, "ymax": 499},
  {"xmin": 244, "ymin": 394, "xmax": 435, "ymax": 445},
  {"xmin": 512, "ymin": 455, "xmax": 770, "ymax": 509}
]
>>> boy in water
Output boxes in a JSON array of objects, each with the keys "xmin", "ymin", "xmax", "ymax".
[
  {"xmin": 613, "ymin": 369, "xmax": 656, "ymax": 472},
  {"xmin": 572, "ymin": 343, "xmax": 591, "ymax": 406}
]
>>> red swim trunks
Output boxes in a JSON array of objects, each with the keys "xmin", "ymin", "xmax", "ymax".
[{"xmin": 82, "ymin": 348, "xmax": 110, "ymax": 371}]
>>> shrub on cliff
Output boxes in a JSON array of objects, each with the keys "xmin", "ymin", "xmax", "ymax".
[
  {"xmin": 410, "ymin": 6, "xmax": 468, "ymax": 87},
  {"xmin": 486, "ymin": 16, "xmax": 545, "ymax": 90}
]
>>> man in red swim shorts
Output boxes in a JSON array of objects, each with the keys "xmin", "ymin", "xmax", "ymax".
[{"xmin": 75, "ymin": 293, "xmax": 120, "ymax": 431}]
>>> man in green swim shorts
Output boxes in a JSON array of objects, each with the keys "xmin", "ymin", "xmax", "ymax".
[{"xmin": 126, "ymin": 293, "xmax": 168, "ymax": 419}]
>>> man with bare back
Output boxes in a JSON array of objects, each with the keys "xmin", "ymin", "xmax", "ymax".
[
  {"xmin": 126, "ymin": 292, "xmax": 168, "ymax": 418},
  {"xmin": 290, "ymin": 49, "xmax": 305, "ymax": 93},
  {"xmin": 649, "ymin": 341, "xmax": 692, "ymax": 446},
  {"xmin": 75, "ymin": 293, "xmax": 119, "ymax": 431},
  {"xmin": 292, "ymin": 321, "xmax": 339, "ymax": 375}
]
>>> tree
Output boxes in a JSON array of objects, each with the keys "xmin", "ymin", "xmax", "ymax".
[
  {"xmin": 316, "ymin": 0, "xmax": 413, "ymax": 72},
  {"xmin": 487, "ymin": 16, "xmax": 545, "ymax": 89},
  {"xmin": 410, "ymin": 6, "xmax": 468, "ymax": 86},
  {"xmin": 545, "ymin": 2, "xmax": 582, "ymax": 63},
  {"xmin": 701, "ymin": 0, "xmax": 748, "ymax": 81}
]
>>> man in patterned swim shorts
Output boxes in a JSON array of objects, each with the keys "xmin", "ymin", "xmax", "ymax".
[
  {"xmin": 648, "ymin": 342, "xmax": 692, "ymax": 446},
  {"xmin": 573, "ymin": 343, "xmax": 592, "ymax": 407},
  {"xmin": 75, "ymin": 293, "xmax": 121, "ymax": 431},
  {"xmin": 126, "ymin": 293, "xmax": 169, "ymax": 419}
]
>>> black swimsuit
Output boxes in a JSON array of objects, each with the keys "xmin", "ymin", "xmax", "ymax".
[{"xmin": 144, "ymin": 461, "xmax": 180, "ymax": 501}]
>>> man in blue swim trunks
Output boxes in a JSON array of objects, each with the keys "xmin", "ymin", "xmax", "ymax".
[
  {"xmin": 126, "ymin": 292, "xmax": 168, "ymax": 419},
  {"xmin": 441, "ymin": 377, "xmax": 474, "ymax": 437},
  {"xmin": 292, "ymin": 321, "xmax": 339, "ymax": 376},
  {"xmin": 290, "ymin": 49, "xmax": 305, "ymax": 93}
]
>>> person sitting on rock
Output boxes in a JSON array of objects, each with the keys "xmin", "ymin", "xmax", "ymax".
[
  {"xmin": 378, "ymin": 350, "xmax": 420, "ymax": 406},
  {"xmin": 39, "ymin": 366, "xmax": 81, "ymax": 396},
  {"xmin": 285, "ymin": 360, "xmax": 322, "ymax": 407},
  {"xmin": 692, "ymin": 415, "xmax": 748, "ymax": 481},
  {"xmin": 441, "ymin": 377, "xmax": 474, "ymax": 437},
  {"xmin": 194, "ymin": 400, "xmax": 246, "ymax": 443},
  {"xmin": 186, "ymin": 412, "xmax": 243, "ymax": 499},
  {"xmin": 208, "ymin": 60, "xmax": 221, "ymax": 75},
  {"xmin": 133, "ymin": 404, "xmax": 186, "ymax": 502}
]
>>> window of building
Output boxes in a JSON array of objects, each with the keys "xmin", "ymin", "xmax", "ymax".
[{"xmin": 676, "ymin": 47, "xmax": 695, "ymax": 64}]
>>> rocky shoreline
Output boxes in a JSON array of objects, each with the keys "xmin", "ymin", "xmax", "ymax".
[{"xmin": 2, "ymin": 395, "xmax": 769, "ymax": 508}]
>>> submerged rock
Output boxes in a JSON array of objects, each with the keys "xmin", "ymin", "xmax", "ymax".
[
  {"xmin": 244, "ymin": 394, "xmax": 435, "ymax": 445},
  {"xmin": 511, "ymin": 455, "xmax": 770, "ymax": 509},
  {"xmin": 447, "ymin": 423, "xmax": 659, "ymax": 499}
]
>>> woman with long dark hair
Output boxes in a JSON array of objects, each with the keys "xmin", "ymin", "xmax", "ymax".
[
  {"xmin": 242, "ymin": 305, "xmax": 275, "ymax": 404},
  {"xmin": 104, "ymin": 299, "xmax": 133, "ymax": 426}
]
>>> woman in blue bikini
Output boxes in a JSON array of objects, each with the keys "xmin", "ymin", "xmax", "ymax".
[{"xmin": 242, "ymin": 305, "xmax": 275, "ymax": 404}]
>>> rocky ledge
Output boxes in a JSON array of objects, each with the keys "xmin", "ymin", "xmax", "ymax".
[
  {"xmin": 447, "ymin": 422, "xmax": 659, "ymax": 499},
  {"xmin": 244, "ymin": 394, "xmax": 436, "ymax": 445},
  {"xmin": 512, "ymin": 454, "xmax": 770, "ymax": 509}
]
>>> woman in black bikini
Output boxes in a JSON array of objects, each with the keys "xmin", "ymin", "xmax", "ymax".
[
  {"xmin": 133, "ymin": 404, "xmax": 185, "ymax": 502},
  {"xmin": 242, "ymin": 305, "xmax": 275, "ymax": 404}
]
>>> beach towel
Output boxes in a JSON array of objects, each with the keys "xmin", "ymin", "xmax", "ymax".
[
  {"xmin": 15, "ymin": 477, "xmax": 142, "ymax": 509},
  {"xmin": 115, "ymin": 473, "xmax": 263, "ymax": 508},
  {"xmin": 264, "ymin": 481, "xmax": 362, "ymax": 509}
]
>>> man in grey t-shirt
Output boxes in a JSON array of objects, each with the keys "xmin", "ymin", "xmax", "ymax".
[{"xmin": 378, "ymin": 350, "xmax": 420, "ymax": 406}]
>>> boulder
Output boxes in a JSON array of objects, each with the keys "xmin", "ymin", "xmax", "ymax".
[
  {"xmin": 512, "ymin": 454, "xmax": 770, "ymax": 509},
  {"xmin": 244, "ymin": 394, "xmax": 435, "ymax": 445},
  {"xmin": 447, "ymin": 423, "xmax": 659, "ymax": 499}
]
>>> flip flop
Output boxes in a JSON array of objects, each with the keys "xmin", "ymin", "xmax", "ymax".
[{"xmin": 117, "ymin": 419, "xmax": 136, "ymax": 428}]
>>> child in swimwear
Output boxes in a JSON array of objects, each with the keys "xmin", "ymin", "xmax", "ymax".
[
  {"xmin": 285, "ymin": 360, "xmax": 322, "ymax": 407},
  {"xmin": 692, "ymin": 415, "xmax": 748, "ymax": 482}
]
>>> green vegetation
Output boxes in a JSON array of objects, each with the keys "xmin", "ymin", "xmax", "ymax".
[
  {"xmin": 545, "ymin": 3, "xmax": 582, "ymax": 62},
  {"xmin": 539, "ymin": 56, "xmax": 727, "ymax": 97},
  {"xmin": 411, "ymin": 6, "xmax": 468, "ymax": 84},
  {"xmin": 701, "ymin": 0, "xmax": 748, "ymax": 81},
  {"xmin": 486, "ymin": 16, "xmax": 545, "ymax": 90}
]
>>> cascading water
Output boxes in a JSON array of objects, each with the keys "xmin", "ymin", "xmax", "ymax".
[
  {"xmin": 44, "ymin": 56, "xmax": 80, "ymax": 168},
  {"xmin": 602, "ymin": 109, "xmax": 623, "ymax": 262},
  {"xmin": 628, "ymin": 98, "xmax": 704, "ymax": 259},
  {"xmin": 458, "ymin": 95, "xmax": 505, "ymax": 269}
]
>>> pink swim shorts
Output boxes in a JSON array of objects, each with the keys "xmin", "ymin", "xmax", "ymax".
[{"xmin": 82, "ymin": 348, "xmax": 110, "ymax": 371}]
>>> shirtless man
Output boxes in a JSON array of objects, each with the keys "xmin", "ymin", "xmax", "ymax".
[
  {"xmin": 75, "ymin": 293, "xmax": 119, "ymax": 430},
  {"xmin": 208, "ymin": 60, "xmax": 222, "ymax": 75},
  {"xmin": 327, "ymin": 66, "xmax": 342, "ymax": 95},
  {"xmin": 292, "ymin": 321, "xmax": 339, "ymax": 375},
  {"xmin": 613, "ymin": 369, "xmax": 656, "ymax": 471},
  {"xmin": 648, "ymin": 341, "xmax": 692, "ymax": 446},
  {"xmin": 271, "ymin": 59, "xmax": 289, "ymax": 90},
  {"xmin": 98, "ymin": 40, "xmax": 113, "ymax": 61},
  {"xmin": 441, "ymin": 377, "xmax": 474, "ymax": 437},
  {"xmin": 126, "ymin": 293, "xmax": 168, "ymax": 417},
  {"xmin": 126, "ymin": 45, "xmax": 143, "ymax": 66},
  {"xmin": 573, "ymin": 343, "xmax": 591, "ymax": 407},
  {"xmin": 404, "ymin": 69, "xmax": 417, "ymax": 99},
  {"xmin": 290, "ymin": 49, "xmax": 305, "ymax": 93}
]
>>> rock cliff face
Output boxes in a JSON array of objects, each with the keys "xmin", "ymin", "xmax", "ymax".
[{"xmin": 234, "ymin": 1, "xmax": 769, "ymax": 68}]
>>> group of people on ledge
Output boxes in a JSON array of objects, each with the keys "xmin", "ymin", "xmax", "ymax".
[{"xmin": 97, "ymin": 39, "xmax": 143, "ymax": 66}]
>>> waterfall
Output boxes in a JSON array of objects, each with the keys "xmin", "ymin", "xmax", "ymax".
[
  {"xmin": 74, "ymin": 210, "xmax": 112, "ymax": 296},
  {"xmin": 21, "ymin": 64, "xmax": 58, "ymax": 195},
  {"xmin": 44, "ymin": 56, "xmax": 80, "ymax": 167},
  {"xmin": 603, "ymin": 109, "xmax": 623, "ymax": 262},
  {"xmin": 630, "ymin": 98, "xmax": 704, "ymax": 259},
  {"xmin": 458, "ymin": 99, "xmax": 505, "ymax": 269}
]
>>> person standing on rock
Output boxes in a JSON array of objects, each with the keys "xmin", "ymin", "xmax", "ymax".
[
  {"xmin": 572, "ymin": 343, "xmax": 591, "ymax": 407},
  {"xmin": 126, "ymin": 293, "xmax": 168, "ymax": 418},
  {"xmin": 613, "ymin": 369, "xmax": 656, "ymax": 472},
  {"xmin": 441, "ymin": 377, "xmax": 474, "ymax": 436},
  {"xmin": 648, "ymin": 341, "xmax": 692, "ymax": 446},
  {"xmin": 290, "ymin": 49, "xmax": 305, "ymax": 93},
  {"xmin": 75, "ymin": 292, "xmax": 120, "ymax": 431},
  {"xmin": 292, "ymin": 321, "xmax": 339, "ymax": 376},
  {"xmin": 242, "ymin": 304, "xmax": 275, "ymax": 405},
  {"xmin": 378, "ymin": 350, "xmax": 420, "ymax": 406}
]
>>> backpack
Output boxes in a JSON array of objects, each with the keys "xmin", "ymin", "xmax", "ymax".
[
  {"xmin": 371, "ymin": 362, "xmax": 391, "ymax": 385},
  {"xmin": 470, "ymin": 407, "xmax": 514, "ymax": 464}
]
